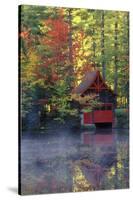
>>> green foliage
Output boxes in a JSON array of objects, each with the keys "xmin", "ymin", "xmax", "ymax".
[
  {"xmin": 50, "ymin": 81, "xmax": 78, "ymax": 123},
  {"xmin": 82, "ymin": 107, "xmax": 92, "ymax": 113},
  {"xmin": 81, "ymin": 99, "xmax": 101, "ymax": 113},
  {"xmin": 20, "ymin": 5, "xmax": 129, "ymax": 128},
  {"xmin": 115, "ymin": 109, "xmax": 129, "ymax": 128},
  {"xmin": 81, "ymin": 124, "xmax": 96, "ymax": 131},
  {"xmin": 21, "ymin": 92, "xmax": 32, "ymax": 118}
]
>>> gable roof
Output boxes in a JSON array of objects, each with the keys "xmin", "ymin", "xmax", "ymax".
[
  {"xmin": 73, "ymin": 70, "xmax": 115, "ymax": 95},
  {"xmin": 73, "ymin": 71, "xmax": 97, "ymax": 94}
]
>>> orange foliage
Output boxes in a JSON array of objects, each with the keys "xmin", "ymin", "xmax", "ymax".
[
  {"xmin": 44, "ymin": 18, "xmax": 69, "ymax": 49},
  {"xmin": 35, "ymin": 17, "xmax": 70, "ymax": 82},
  {"xmin": 20, "ymin": 31, "xmax": 29, "ymax": 39}
]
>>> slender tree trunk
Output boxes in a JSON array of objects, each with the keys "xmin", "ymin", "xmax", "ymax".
[
  {"xmin": 121, "ymin": 13, "xmax": 129, "ymax": 108},
  {"xmin": 92, "ymin": 27, "xmax": 96, "ymax": 69},
  {"xmin": 101, "ymin": 11, "xmax": 105, "ymax": 80},
  {"xmin": 68, "ymin": 9, "xmax": 73, "ymax": 70},
  {"xmin": 92, "ymin": 11, "xmax": 96, "ymax": 69},
  {"xmin": 67, "ymin": 8, "xmax": 74, "ymax": 88},
  {"xmin": 114, "ymin": 15, "xmax": 118, "ymax": 107},
  {"xmin": 126, "ymin": 13, "xmax": 129, "ymax": 108}
]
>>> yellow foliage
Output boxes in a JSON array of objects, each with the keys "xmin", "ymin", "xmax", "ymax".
[
  {"xmin": 28, "ymin": 50, "xmax": 38, "ymax": 64},
  {"xmin": 117, "ymin": 161, "xmax": 123, "ymax": 169},
  {"xmin": 73, "ymin": 165, "xmax": 93, "ymax": 192},
  {"xmin": 21, "ymin": 47, "xmax": 39, "ymax": 84},
  {"xmin": 73, "ymin": 16, "xmax": 81, "ymax": 24},
  {"xmin": 110, "ymin": 166, "xmax": 115, "ymax": 175},
  {"xmin": 71, "ymin": 93, "xmax": 98, "ymax": 105}
]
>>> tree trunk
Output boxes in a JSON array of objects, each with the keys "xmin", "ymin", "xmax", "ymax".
[
  {"xmin": 114, "ymin": 15, "xmax": 118, "ymax": 107},
  {"xmin": 91, "ymin": 11, "xmax": 96, "ymax": 69},
  {"xmin": 101, "ymin": 11, "xmax": 105, "ymax": 80},
  {"xmin": 126, "ymin": 13, "xmax": 129, "ymax": 108},
  {"xmin": 68, "ymin": 8, "xmax": 73, "ymax": 71},
  {"xmin": 92, "ymin": 26, "xmax": 96, "ymax": 68},
  {"xmin": 67, "ymin": 8, "xmax": 74, "ymax": 88}
]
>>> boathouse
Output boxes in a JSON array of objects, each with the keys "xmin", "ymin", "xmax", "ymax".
[{"xmin": 73, "ymin": 70, "xmax": 116, "ymax": 127}]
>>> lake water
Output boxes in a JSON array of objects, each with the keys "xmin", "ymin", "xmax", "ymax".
[{"xmin": 20, "ymin": 128, "xmax": 129, "ymax": 195}]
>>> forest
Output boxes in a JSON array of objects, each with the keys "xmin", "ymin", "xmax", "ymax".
[
  {"xmin": 19, "ymin": 5, "xmax": 129, "ymax": 127},
  {"xmin": 19, "ymin": 5, "xmax": 129, "ymax": 194}
]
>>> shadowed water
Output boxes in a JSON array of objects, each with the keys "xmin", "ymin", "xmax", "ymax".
[{"xmin": 20, "ymin": 128, "xmax": 129, "ymax": 195}]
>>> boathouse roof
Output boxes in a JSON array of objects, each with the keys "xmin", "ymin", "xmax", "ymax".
[{"xmin": 73, "ymin": 70, "xmax": 115, "ymax": 95}]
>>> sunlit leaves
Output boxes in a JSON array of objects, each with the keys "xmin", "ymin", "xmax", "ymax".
[
  {"xmin": 71, "ymin": 93, "xmax": 100, "ymax": 112},
  {"xmin": 73, "ymin": 165, "xmax": 93, "ymax": 192},
  {"xmin": 20, "ymin": 5, "xmax": 129, "ymax": 121},
  {"xmin": 50, "ymin": 81, "xmax": 78, "ymax": 122}
]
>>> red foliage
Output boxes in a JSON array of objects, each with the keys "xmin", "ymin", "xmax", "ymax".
[
  {"xmin": 20, "ymin": 31, "xmax": 29, "ymax": 39},
  {"xmin": 33, "ymin": 16, "xmax": 87, "ymax": 84},
  {"xmin": 35, "ymin": 17, "xmax": 70, "ymax": 82},
  {"xmin": 44, "ymin": 18, "xmax": 69, "ymax": 49},
  {"xmin": 51, "ymin": 73, "xmax": 58, "ymax": 81}
]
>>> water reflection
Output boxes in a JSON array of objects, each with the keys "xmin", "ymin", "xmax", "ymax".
[{"xmin": 21, "ymin": 128, "xmax": 129, "ymax": 194}]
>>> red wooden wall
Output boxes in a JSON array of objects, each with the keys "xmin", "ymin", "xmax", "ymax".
[{"xmin": 83, "ymin": 110, "xmax": 113, "ymax": 124}]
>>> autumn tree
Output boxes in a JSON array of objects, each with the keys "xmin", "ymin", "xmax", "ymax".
[{"xmin": 19, "ymin": 5, "xmax": 129, "ymax": 127}]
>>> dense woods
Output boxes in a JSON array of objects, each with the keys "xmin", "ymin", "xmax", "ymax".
[
  {"xmin": 19, "ymin": 5, "xmax": 129, "ymax": 125},
  {"xmin": 19, "ymin": 6, "xmax": 129, "ymax": 195}
]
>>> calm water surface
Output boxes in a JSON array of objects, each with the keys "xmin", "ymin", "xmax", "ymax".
[{"xmin": 20, "ymin": 128, "xmax": 129, "ymax": 195}]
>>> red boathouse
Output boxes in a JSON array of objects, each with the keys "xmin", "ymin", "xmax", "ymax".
[{"xmin": 73, "ymin": 70, "xmax": 116, "ymax": 127}]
